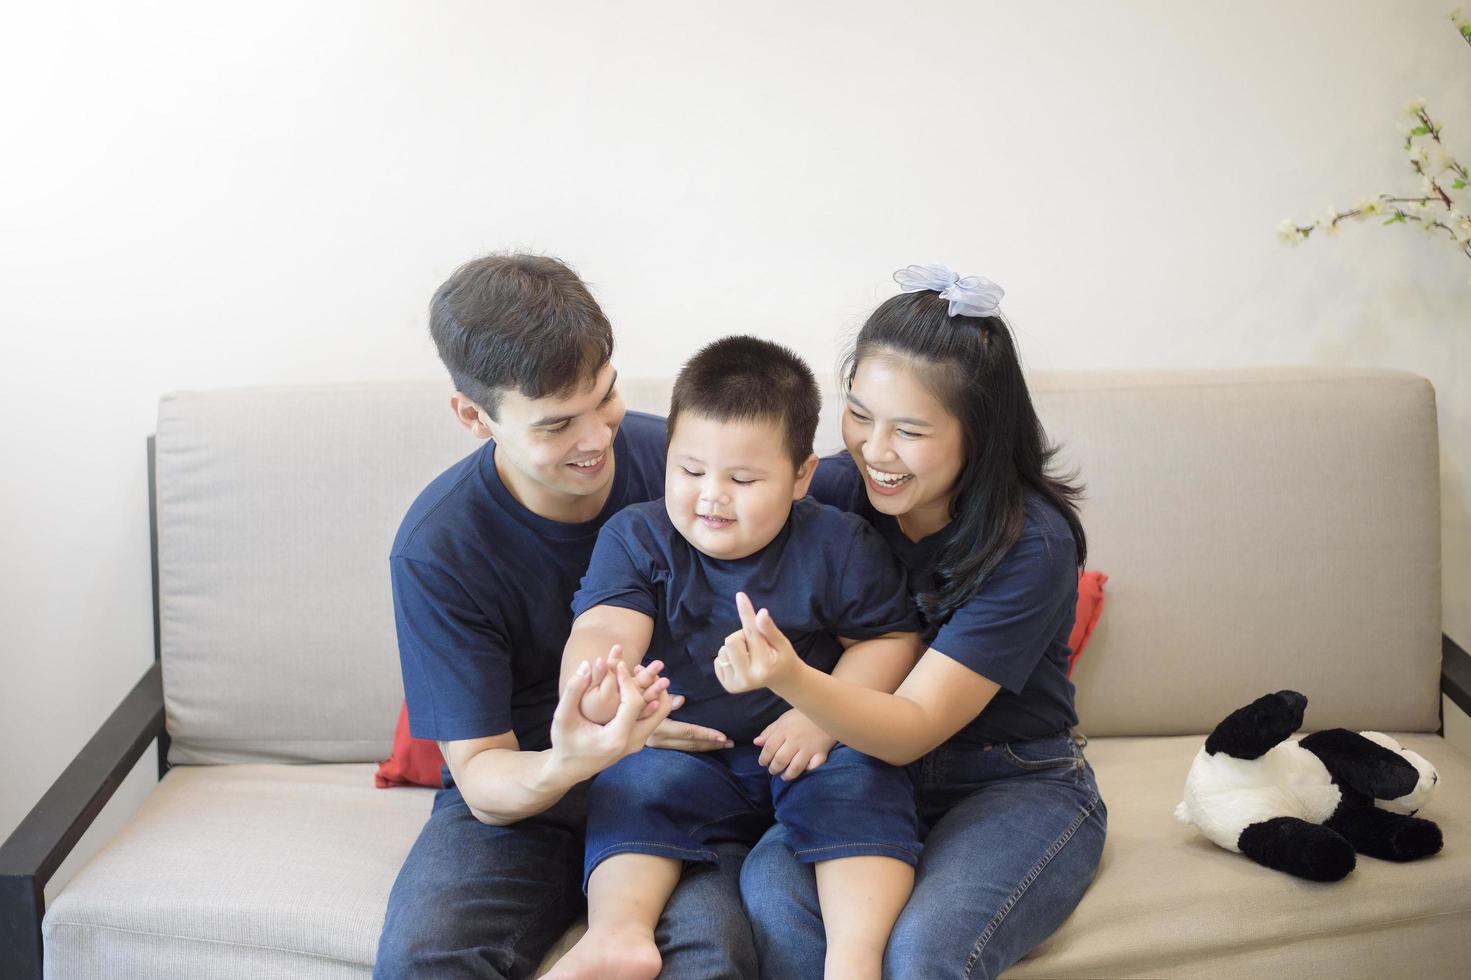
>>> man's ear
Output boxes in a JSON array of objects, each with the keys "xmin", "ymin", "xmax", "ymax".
[
  {"xmin": 450, "ymin": 393, "xmax": 495, "ymax": 440},
  {"xmin": 791, "ymin": 452, "xmax": 820, "ymax": 500}
]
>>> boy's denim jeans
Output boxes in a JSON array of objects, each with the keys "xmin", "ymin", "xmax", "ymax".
[
  {"xmin": 741, "ymin": 731, "xmax": 1107, "ymax": 980},
  {"xmin": 584, "ymin": 744, "xmax": 920, "ymax": 889},
  {"xmin": 372, "ymin": 780, "xmax": 756, "ymax": 979}
]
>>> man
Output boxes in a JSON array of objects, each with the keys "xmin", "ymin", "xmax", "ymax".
[{"xmin": 374, "ymin": 254, "xmax": 755, "ymax": 979}]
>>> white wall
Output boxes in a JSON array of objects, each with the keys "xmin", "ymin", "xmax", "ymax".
[{"xmin": 3, "ymin": 0, "xmax": 1469, "ymax": 893}]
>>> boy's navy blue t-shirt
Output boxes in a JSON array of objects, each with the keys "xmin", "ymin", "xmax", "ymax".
[
  {"xmin": 809, "ymin": 453, "xmax": 1080, "ymax": 745},
  {"xmin": 391, "ymin": 411, "xmax": 667, "ymax": 751},
  {"xmin": 571, "ymin": 497, "xmax": 919, "ymax": 743}
]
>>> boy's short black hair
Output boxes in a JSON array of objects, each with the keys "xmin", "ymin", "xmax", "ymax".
[
  {"xmin": 668, "ymin": 335, "xmax": 821, "ymax": 468},
  {"xmin": 428, "ymin": 253, "xmax": 613, "ymax": 419}
]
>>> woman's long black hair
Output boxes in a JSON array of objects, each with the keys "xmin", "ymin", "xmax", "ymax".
[{"xmin": 841, "ymin": 290, "xmax": 1087, "ymax": 626}]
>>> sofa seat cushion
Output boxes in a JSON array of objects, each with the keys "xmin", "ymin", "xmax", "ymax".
[
  {"xmin": 43, "ymin": 764, "xmax": 433, "ymax": 980},
  {"xmin": 44, "ymin": 736, "xmax": 1471, "ymax": 979},
  {"xmin": 1007, "ymin": 733, "xmax": 1471, "ymax": 978}
]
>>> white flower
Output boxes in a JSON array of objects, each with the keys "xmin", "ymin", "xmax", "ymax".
[
  {"xmin": 1451, "ymin": 9, "xmax": 1470, "ymax": 29},
  {"xmin": 1408, "ymin": 199, "xmax": 1432, "ymax": 218},
  {"xmin": 1424, "ymin": 143, "xmax": 1453, "ymax": 174},
  {"xmin": 1423, "ymin": 175, "xmax": 1441, "ymax": 197},
  {"xmin": 1357, "ymin": 197, "xmax": 1385, "ymax": 216},
  {"xmin": 1405, "ymin": 96, "xmax": 1426, "ymax": 115},
  {"xmin": 1276, "ymin": 219, "xmax": 1303, "ymax": 245},
  {"xmin": 1319, "ymin": 209, "xmax": 1344, "ymax": 236},
  {"xmin": 1408, "ymin": 143, "xmax": 1430, "ymax": 167},
  {"xmin": 1451, "ymin": 211, "xmax": 1471, "ymax": 243}
]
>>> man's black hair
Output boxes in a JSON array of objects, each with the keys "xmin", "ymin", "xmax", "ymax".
[{"xmin": 428, "ymin": 253, "xmax": 613, "ymax": 419}]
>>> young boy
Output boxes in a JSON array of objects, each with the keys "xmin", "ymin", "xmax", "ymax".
[{"xmin": 548, "ymin": 336, "xmax": 924, "ymax": 980}]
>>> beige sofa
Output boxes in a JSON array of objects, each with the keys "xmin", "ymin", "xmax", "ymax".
[{"xmin": 3, "ymin": 368, "xmax": 1468, "ymax": 979}]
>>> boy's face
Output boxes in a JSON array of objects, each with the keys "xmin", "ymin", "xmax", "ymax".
[
  {"xmin": 459, "ymin": 362, "xmax": 626, "ymax": 521},
  {"xmin": 665, "ymin": 413, "xmax": 817, "ymax": 561}
]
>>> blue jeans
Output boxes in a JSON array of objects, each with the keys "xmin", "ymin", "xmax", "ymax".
[
  {"xmin": 741, "ymin": 731, "xmax": 1107, "ymax": 980},
  {"xmin": 373, "ymin": 781, "xmax": 756, "ymax": 979},
  {"xmin": 584, "ymin": 744, "xmax": 920, "ymax": 889}
]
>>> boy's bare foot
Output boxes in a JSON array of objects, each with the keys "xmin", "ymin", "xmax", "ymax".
[{"xmin": 544, "ymin": 925, "xmax": 661, "ymax": 980}]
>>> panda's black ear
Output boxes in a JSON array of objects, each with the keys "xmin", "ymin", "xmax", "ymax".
[
  {"xmin": 1204, "ymin": 691, "xmax": 1308, "ymax": 759},
  {"xmin": 1299, "ymin": 729, "xmax": 1419, "ymax": 801}
]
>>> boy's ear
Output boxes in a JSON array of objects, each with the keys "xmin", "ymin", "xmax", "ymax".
[
  {"xmin": 791, "ymin": 452, "xmax": 820, "ymax": 500},
  {"xmin": 450, "ymin": 393, "xmax": 495, "ymax": 440}
]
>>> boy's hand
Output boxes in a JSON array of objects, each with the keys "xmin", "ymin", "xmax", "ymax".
[
  {"xmin": 754, "ymin": 708, "xmax": 835, "ymax": 781},
  {"xmin": 578, "ymin": 646, "xmax": 669, "ymax": 724},
  {"xmin": 713, "ymin": 592, "xmax": 801, "ymax": 694}
]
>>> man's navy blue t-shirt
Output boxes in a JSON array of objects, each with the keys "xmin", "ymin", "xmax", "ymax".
[
  {"xmin": 390, "ymin": 411, "xmax": 667, "ymax": 751},
  {"xmin": 809, "ymin": 453, "xmax": 1080, "ymax": 745},
  {"xmin": 571, "ymin": 497, "xmax": 919, "ymax": 743}
]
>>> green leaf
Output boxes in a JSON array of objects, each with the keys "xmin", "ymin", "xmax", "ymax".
[
  {"xmin": 1410, "ymin": 126, "xmax": 1432, "ymax": 136},
  {"xmin": 1455, "ymin": 179, "xmax": 1468, "ymax": 189},
  {"xmin": 1384, "ymin": 213, "xmax": 1408, "ymax": 225}
]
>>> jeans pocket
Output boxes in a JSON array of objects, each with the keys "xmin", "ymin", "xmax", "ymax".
[{"xmin": 1000, "ymin": 735, "xmax": 1080, "ymax": 772}]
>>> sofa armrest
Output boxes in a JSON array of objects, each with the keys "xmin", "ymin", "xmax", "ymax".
[
  {"xmin": 1445, "ymin": 632, "xmax": 1471, "ymax": 721},
  {"xmin": 0, "ymin": 662, "xmax": 165, "ymax": 980}
]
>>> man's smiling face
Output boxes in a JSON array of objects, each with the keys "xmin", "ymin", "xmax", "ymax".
[{"xmin": 477, "ymin": 362, "xmax": 626, "ymax": 520}]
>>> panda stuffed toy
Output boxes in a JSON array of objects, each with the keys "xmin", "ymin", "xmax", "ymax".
[{"xmin": 1175, "ymin": 690, "xmax": 1442, "ymax": 881}]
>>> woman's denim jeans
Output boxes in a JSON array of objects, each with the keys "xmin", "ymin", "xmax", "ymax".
[
  {"xmin": 373, "ymin": 781, "xmax": 756, "ymax": 979},
  {"xmin": 741, "ymin": 731, "xmax": 1107, "ymax": 980}
]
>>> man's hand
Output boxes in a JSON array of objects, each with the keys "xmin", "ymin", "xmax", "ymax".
[
  {"xmin": 578, "ymin": 646, "xmax": 668, "ymax": 724},
  {"xmin": 646, "ymin": 717, "xmax": 734, "ymax": 752},
  {"xmin": 754, "ymin": 708, "xmax": 835, "ymax": 781},
  {"xmin": 713, "ymin": 592, "xmax": 801, "ymax": 694},
  {"xmin": 550, "ymin": 659, "xmax": 675, "ymax": 783}
]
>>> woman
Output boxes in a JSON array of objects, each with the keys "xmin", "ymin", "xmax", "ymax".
[{"xmin": 722, "ymin": 264, "xmax": 1107, "ymax": 979}]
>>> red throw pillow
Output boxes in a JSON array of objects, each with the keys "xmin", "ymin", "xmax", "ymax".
[
  {"xmin": 1067, "ymin": 569, "xmax": 1108, "ymax": 678},
  {"xmin": 374, "ymin": 569, "xmax": 1109, "ymax": 787},
  {"xmin": 374, "ymin": 702, "xmax": 445, "ymax": 789}
]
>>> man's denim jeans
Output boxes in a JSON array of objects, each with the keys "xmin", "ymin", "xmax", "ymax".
[
  {"xmin": 741, "ymin": 731, "xmax": 1107, "ymax": 980},
  {"xmin": 373, "ymin": 780, "xmax": 756, "ymax": 979}
]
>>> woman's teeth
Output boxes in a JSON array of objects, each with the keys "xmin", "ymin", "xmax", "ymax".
[
  {"xmin": 866, "ymin": 465, "xmax": 913, "ymax": 488},
  {"xmin": 570, "ymin": 454, "xmax": 604, "ymax": 468}
]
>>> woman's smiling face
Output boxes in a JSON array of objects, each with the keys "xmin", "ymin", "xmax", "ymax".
[{"xmin": 841, "ymin": 353, "xmax": 965, "ymax": 537}]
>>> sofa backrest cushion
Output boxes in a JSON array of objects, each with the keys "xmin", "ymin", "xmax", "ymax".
[
  {"xmin": 1031, "ymin": 369, "xmax": 1439, "ymax": 737},
  {"xmin": 155, "ymin": 369, "xmax": 1440, "ymax": 763}
]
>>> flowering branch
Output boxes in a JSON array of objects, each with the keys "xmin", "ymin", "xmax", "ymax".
[{"xmin": 1278, "ymin": 10, "xmax": 1471, "ymax": 265}]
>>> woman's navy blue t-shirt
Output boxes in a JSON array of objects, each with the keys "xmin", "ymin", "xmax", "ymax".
[
  {"xmin": 390, "ymin": 411, "xmax": 668, "ymax": 751},
  {"xmin": 571, "ymin": 496, "xmax": 919, "ymax": 743},
  {"xmin": 809, "ymin": 453, "xmax": 1080, "ymax": 745}
]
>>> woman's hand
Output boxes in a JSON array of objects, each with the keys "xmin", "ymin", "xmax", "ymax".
[
  {"xmin": 645, "ymin": 717, "xmax": 734, "ymax": 751},
  {"xmin": 754, "ymin": 708, "xmax": 835, "ymax": 780},
  {"xmin": 713, "ymin": 592, "xmax": 801, "ymax": 694}
]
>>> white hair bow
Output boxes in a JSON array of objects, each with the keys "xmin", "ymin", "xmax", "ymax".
[{"xmin": 893, "ymin": 263, "xmax": 1005, "ymax": 318}]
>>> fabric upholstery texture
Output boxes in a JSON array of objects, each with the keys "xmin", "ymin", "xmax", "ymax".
[{"xmin": 43, "ymin": 765, "xmax": 432, "ymax": 980}]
